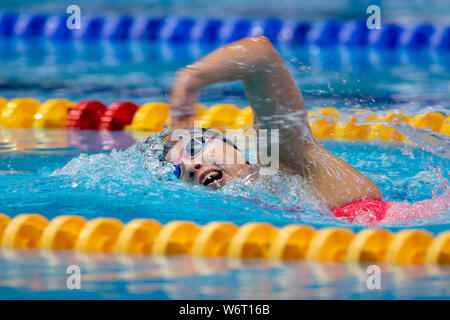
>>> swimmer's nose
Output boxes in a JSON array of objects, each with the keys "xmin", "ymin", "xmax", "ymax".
[{"xmin": 180, "ymin": 161, "xmax": 202, "ymax": 182}]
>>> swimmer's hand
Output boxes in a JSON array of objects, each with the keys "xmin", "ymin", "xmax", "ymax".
[
  {"xmin": 169, "ymin": 36, "xmax": 280, "ymax": 126},
  {"xmin": 170, "ymin": 67, "xmax": 202, "ymax": 125}
]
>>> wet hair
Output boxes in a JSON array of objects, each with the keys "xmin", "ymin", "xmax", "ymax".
[{"xmin": 160, "ymin": 127, "xmax": 249, "ymax": 164}]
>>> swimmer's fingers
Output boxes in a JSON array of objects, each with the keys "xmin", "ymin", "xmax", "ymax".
[
  {"xmin": 170, "ymin": 97, "xmax": 197, "ymax": 126},
  {"xmin": 170, "ymin": 70, "xmax": 200, "ymax": 126},
  {"xmin": 171, "ymin": 109, "xmax": 195, "ymax": 127}
]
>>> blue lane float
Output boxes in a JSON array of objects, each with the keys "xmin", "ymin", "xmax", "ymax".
[
  {"xmin": 0, "ymin": 11, "xmax": 18, "ymax": 37},
  {"xmin": 432, "ymin": 26, "xmax": 450, "ymax": 50},
  {"xmin": 43, "ymin": 15, "xmax": 72, "ymax": 40},
  {"xmin": 400, "ymin": 23, "xmax": 434, "ymax": 49},
  {"xmin": 278, "ymin": 21, "xmax": 310, "ymax": 45},
  {"xmin": 71, "ymin": 16, "xmax": 105, "ymax": 40},
  {"xmin": 0, "ymin": 11, "xmax": 448, "ymax": 50},
  {"xmin": 307, "ymin": 20, "xmax": 342, "ymax": 46},
  {"xmin": 102, "ymin": 16, "xmax": 133, "ymax": 41},
  {"xmin": 190, "ymin": 18, "xmax": 222, "ymax": 42},
  {"xmin": 14, "ymin": 13, "xmax": 48, "ymax": 38},
  {"xmin": 129, "ymin": 17, "xmax": 165, "ymax": 41},
  {"xmin": 339, "ymin": 20, "xmax": 369, "ymax": 46},
  {"xmin": 218, "ymin": 19, "xmax": 252, "ymax": 43},
  {"xmin": 159, "ymin": 17, "xmax": 196, "ymax": 42},
  {"xmin": 368, "ymin": 23, "xmax": 403, "ymax": 48},
  {"xmin": 247, "ymin": 18, "xmax": 283, "ymax": 43}
]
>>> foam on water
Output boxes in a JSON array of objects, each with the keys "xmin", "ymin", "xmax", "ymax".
[{"xmin": 50, "ymin": 134, "xmax": 333, "ymax": 227}]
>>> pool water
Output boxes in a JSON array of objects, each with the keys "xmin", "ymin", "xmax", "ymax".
[
  {"xmin": 0, "ymin": 128, "xmax": 449, "ymax": 299},
  {"xmin": 1, "ymin": 250, "xmax": 449, "ymax": 299},
  {"xmin": 2, "ymin": 0, "xmax": 449, "ymax": 23},
  {"xmin": 1, "ymin": 0, "xmax": 450, "ymax": 300}
]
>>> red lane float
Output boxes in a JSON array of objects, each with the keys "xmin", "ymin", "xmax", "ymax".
[
  {"xmin": 99, "ymin": 101, "xmax": 139, "ymax": 131},
  {"xmin": 66, "ymin": 100, "xmax": 107, "ymax": 130}
]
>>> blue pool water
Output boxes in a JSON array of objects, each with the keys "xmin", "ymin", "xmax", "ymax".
[
  {"xmin": 2, "ymin": 0, "xmax": 449, "ymax": 23},
  {"xmin": 1, "ymin": 250, "xmax": 449, "ymax": 299},
  {"xmin": 1, "ymin": 0, "xmax": 450, "ymax": 300},
  {"xmin": 0, "ymin": 128, "xmax": 449, "ymax": 299}
]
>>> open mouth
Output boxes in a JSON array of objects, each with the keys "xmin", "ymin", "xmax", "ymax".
[{"xmin": 201, "ymin": 170, "xmax": 223, "ymax": 186}]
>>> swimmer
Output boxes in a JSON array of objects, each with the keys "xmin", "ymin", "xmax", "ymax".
[{"xmin": 155, "ymin": 36, "xmax": 448, "ymax": 224}]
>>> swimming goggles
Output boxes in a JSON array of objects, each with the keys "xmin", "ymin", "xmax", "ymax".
[{"xmin": 172, "ymin": 135, "xmax": 215, "ymax": 179}]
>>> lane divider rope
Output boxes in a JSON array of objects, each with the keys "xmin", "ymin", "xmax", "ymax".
[
  {"xmin": 0, "ymin": 98, "xmax": 449, "ymax": 140},
  {"xmin": 0, "ymin": 12, "xmax": 449, "ymax": 50},
  {"xmin": 0, "ymin": 213, "xmax": 449, "ymax": 265}
]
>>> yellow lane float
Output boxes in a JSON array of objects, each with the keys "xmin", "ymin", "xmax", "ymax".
[
  {"xmin": 0, "ymin": 98, "xmax": 40, "ymax": 128},
  {"xmin": 410, "ymin": 112, "xmax": 445, "ymax": 132},
  {"xmin": 192, "ymin": 222, "xmax": 238, "ymax": 257},
  {"xmin": 0, "ymin": 213, "xmax": 11, "ymax": 242},
  {"xmin": 306, "ymin": 228, "xmax": 355, "ymax": 262},
  {"xmin": 152, "ymin": 221, "xmax": 201, "ymax": 255},
  {"xmin": 0, "ymin": 213, "xmax": 449, "ymax": 265},
  {"xmin": 440, "ymin": 116, "xmax": 450, "ymax": 136},
  {"xmin": 1, "ymin": 214, "xmax": 49, "ymax": 249},
  {"xmin": 0, "ymin": 96, "xmax": 448, "ymax": 138},
  {"xmin": 33, "ymin": 99, "xmax": 76, "ymax": 128},
  {"xmin": 39, "ymin": 215, "xmax": 87, "ymax": 250},
  {"xmin": 0, "ymin": 97, "xmax": 7, "ymax": 115},
  {"xmin": 385, "ymin": 230, "xmax": 433, "ymax": 265},
  {"xmin": 74, "ymin": 218, "xmax": 124, "ymax": 253},
  {"xmin": 128, "ymin": 102, "xmax": 170, "ymax": 132},
  {"xmin": 268, "ymin": 224, "xmax": 315, "ymax": 260},
  {"xmin": 115, "ymin": 219, "xmax": 162, "ymax": 255},
  {"xmin": 424, "ymin": 231, "xmax": 450, "ymax": 265},
  {"xmin": 346, "ymin": 229, "xmax": 394, "ymax": 263},
  {"xmin": 228, "ymin": 222, "xmax": 279, "ymax": 259}
]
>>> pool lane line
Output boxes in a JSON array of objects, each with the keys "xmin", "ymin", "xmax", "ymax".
[
  {"xmin": 0, "ymin": 12, "xmax": 449, "ymax": 50},
  {"xmin": 0, "ymin": 98, "xmax": 449, "ymax": 139},
  {"xmin": 0, "ymin": 213, "xmax": 449, "ymax": 265}
]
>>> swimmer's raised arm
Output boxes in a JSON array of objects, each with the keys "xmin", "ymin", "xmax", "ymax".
[
  {"xmin": 170, "ymin": 36, "xmax": 382, "ymax": 208},
  {"xmin": 170, "ymin": 36, "xmax": 308, "ymax": 134},
  {"xmin": 171, "ymin": 36, "xmax": 313, "ymax": 162}
]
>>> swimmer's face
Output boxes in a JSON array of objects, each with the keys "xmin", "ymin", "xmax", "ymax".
[{"xmin": 165, "ymin": 131, "xmax": 250, "ymax": 189}]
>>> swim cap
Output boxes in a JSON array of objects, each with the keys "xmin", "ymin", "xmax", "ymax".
[{"xmin": 145, "ymin": 126, "xmax": 247, "ymax": 163}]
